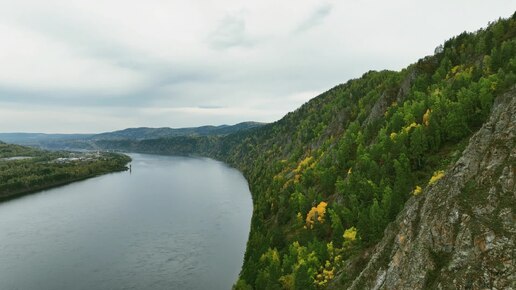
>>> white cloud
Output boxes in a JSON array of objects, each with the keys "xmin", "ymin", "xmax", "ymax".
[
  {"xmin": 208, "ymin": 13, "xmax": 253, "ymax": 49},
  {"xmin": 0, "ymin": 0, "xmax": 513, "ymax": 132},
  {"xmin": 294, "ymin": 3, "xmax": 333, "ymax": 33},
  {"xmin": 0, "ymin": 23, "xmax": 148, "ymax": 94}
]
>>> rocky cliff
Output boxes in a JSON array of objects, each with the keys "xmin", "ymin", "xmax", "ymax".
[{"xmin": 343, "ymin": 88, "xmax": 515, "ymax": 289}]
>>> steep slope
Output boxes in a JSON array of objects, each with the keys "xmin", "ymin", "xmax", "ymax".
[
  {"xmin": 336, "ymin": 88, "xmax": 515, "ymax": 289},
  {"xmin": 215, "ymin": 15, "xmax": 515, "ymax": 290},
  {"xmin": 67, "ymin": 14, "xmax": 515, "ymax": 289}
]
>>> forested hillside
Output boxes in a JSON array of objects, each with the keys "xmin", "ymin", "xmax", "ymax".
[
  {"xmin": 75, "ymin": 14, "xmax": 515, "ymax": 289},
  {"xmin": 90, "ymin": 121, "xmax": 264, "ymax": 140},
  {"xmin": 223, "ymin": 15, "xmax": 515, "ymax": 289},
  {"xmin": 0, "ymin": 142, "xmax": 131, "ymax": 200},
  {"xmin": 0, "ymin": 122, "xmax": 264, "ymax": 150},
  {"xmin": 340, "ymin": 78, "xmax": 515, "ymax": 290}
]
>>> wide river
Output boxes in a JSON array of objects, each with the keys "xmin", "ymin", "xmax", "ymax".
[{"xmin": 0, "ymin": 154, "xmax": 253, "ymax": 290}]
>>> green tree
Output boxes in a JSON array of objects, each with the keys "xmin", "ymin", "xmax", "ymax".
[
  {"xmin": 369, "ymin": 199, "xmax": 384, "ymax": 241},
  {"xmin": 294, "ymin": 262, "xmax": 315, "ymax": 290},
  {"xmin": 381, "ymin": 185, "xmax": 394, "ymax": 220},
  {"xmin": 443, "ymin": 103, "xmax": 469, "ymax": 141},
  {"xmin": 409, "ymin": 126, "xmax": 427, "ymax": 168},
  {"xmin": 233, "ymin": 279, "xmax": 253, "ymax": 290}
]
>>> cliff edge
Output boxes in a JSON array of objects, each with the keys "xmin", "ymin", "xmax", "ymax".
[{"xmin": 344, "ymin": 88, "xmax": 515, "ymax": 289}]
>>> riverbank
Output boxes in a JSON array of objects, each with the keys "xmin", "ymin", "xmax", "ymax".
[
  {"xmin": 0, "ymin": 165, "xmax": 130, "ymax": 202},
  {"xmin": 0, "ymin": 142, "xmax": 131, "ymax": 202}
]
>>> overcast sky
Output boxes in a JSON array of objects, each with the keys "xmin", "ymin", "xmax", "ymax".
[{"xmin": 0, "ymin": 0, "xmax": 513, "ymax": 133}]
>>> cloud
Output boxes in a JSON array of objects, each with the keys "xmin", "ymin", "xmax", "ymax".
[
  {"xmin": 295, "ymin": 3, "xmax": 333, "ymax": 33},
  {"xmin": 0, "ymin": 0, "xmax": 514, "ymax": 133},
  {"xmin": 0, "ymin": 23, "xmax": 148, "ymax": 95},
  {"xmin": 197, "ymin": 105, "xmax": 225, "ymax": 109},
  {"xmin": 208, "ymin": 13, "xmax": 254, "ymax": 49}
]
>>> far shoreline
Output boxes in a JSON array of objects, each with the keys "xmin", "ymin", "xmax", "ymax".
[{"xmin": 0, "ymin": 165, "xmax": 130, "ymax": 204}]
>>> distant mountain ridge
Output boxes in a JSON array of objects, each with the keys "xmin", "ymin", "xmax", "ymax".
[
  {"xmin": 0, "ymin": 121, "xmax": 265, "ymax": 149},
  {"xmin": 0, "ymin": 133, "xmax": 94, "ymax": 144},
  {"xmin": 91, "ymin": 122, "xmax": 265, "ymax": 141}
]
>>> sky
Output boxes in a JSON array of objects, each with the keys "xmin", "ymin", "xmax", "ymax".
[{"xmin": 0, "ymin": 0, "xmax": 513, "ymax": 133}]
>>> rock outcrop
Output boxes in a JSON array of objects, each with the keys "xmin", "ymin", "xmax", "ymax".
[
  {"xmin": 345, "ymin": 88, "xmax": 515, "ymax": 289},
  {"xmin": 363, "ymin": 70, "xmax": 416, "ymax": 127}
]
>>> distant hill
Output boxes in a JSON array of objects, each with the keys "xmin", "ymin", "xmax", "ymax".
[
  {"xmin": 0, "ymin": 121, "xmax": 265, "ymax": 150},
  {"xmin": 90, "ymin": 121, "xmax": 265, "ymax": 141},
  {"xmin": 0, "ymin": 133, "xmax": 94, "ymax": 146}
]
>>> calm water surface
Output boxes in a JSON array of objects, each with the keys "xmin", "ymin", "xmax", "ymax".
[{"xmin": 0, "ymin": 154, "xmax": 253, "ymax": 290}]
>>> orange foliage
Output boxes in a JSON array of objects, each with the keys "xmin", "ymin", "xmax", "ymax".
[{"xmin": 306, "ymin": 201, "xmax": 328, "ymax": 229}]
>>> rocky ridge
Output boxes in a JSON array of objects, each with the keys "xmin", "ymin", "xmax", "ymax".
[{"xmin": 342, "ymin": 87, "xmax": 515, "ymax": 290}]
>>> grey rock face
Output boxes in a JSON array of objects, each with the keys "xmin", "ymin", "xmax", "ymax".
[
  {"xmin": 363, "ymin": 70, "xmax": 416, "ymax": 128},
  {"xmin": 346, "ymin": 88, "xmax": 515, "ymax": 290}
]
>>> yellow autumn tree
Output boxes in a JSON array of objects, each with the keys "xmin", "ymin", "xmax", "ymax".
[
  {"xmin": 343, "ymin": 227, "xmax": 357, "ymax": 241},
  {"xmin": 423, "ymin": 109, "xmax": 431, "ymax": 126},
  {"xmin": 293, "ymin": 156, "xmax": 315, "ymax": 184},
  {"xmin": 343, "ymin": 226, "xmax": 358, "ymax": 251},
  {"xmin": 403, "ymin": 122, "xmax": 420, "ymax": 133},
  {"xmin": 428, "ymin": 170, "xmax": 445, "ymax": 185},
  {"xmin": 306, "ymin": 201, "xmax": 328, "ymax": 229},
  {"xmin": 314, "ymin": 242, "xmax": 341, "ymax": 287},
  {"xmin": 294, "ymin": 156, "xmax": 314, "ymax": 173},
  {"xmin": 315, "ymin": 259, "xmax": 335, "ymax": 287},
  {"xmin": 296, "ymin": 212, "xmax": 304, "ymax": 226}
]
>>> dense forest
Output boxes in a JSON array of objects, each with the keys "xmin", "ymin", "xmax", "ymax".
[
  {"xmin": 218, "ymin": 14, "xmax": 515, "ymax": 289},
  {"xmin": 65, "ymin": 14, "xmax": 515, "ymax": 289},
  {"xmin": 0, "ymin": 122, "xmax": 264, "ymax": 150},
  {"xmin": 0, "ymin": 142, "xmax": 131, "ymax": 201}
]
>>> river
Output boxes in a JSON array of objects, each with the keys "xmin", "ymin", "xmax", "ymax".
[{"xmin": 0, "ymin": 154, "xmax": 253, "ymax": 290}]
